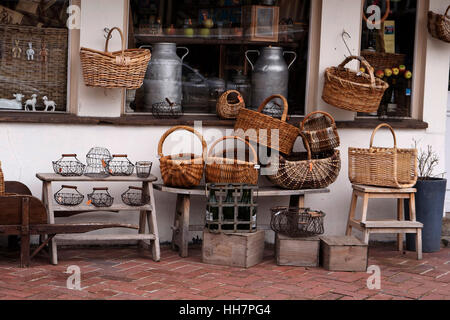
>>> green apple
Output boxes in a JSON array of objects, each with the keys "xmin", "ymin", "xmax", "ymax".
[{"xmin": 404, "ymin": 70, "xmax": 412, "ymax": 79}]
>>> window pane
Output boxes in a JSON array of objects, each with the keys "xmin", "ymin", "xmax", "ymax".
[
  {"xmin": 0, "ymin": 0, "xmax": 69, "ymax": 112},
  {"xmin": 360, "ymin": 0, "xmax": 417, "ymax": 118},
  {"xmin": 128, "ymin": 0, "xmax": 310, "ymax": 116}
]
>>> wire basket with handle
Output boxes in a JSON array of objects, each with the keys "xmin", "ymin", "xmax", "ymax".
[
  {"xmin": 270, "ymin": 207, "xmax": 326, "ymax": 238},
  {"xmin": 107, "ymin": 155, "xmax": 135, "ymax": 176},
  {"xmin": 53, "ymin": 154, "xmax": 86, "ymax": 177},
  {"xmin": 121, "ymin": 186, "xmax": 150, "ymax": 207},
  {"xmin": 54, "ymin": 185, "xmax": 84, "ymax": 206},
  {"xmin": 87, "ymin": 187, "xmax": 114, "ymax": 208},
  {"xmin": 300, "ymin": 111, "xmax": 340, "ymax": 154}
]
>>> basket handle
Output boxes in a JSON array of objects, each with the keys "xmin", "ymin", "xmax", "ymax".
[
  {"xmin": 257, "ymin": 95, "xmax": 289, "ymax": 122},
  {"xmin": 104, "ymin": 27, "xmax": 129, "ymax": 65},
  {"xmin": 129, "ymin": 186, "xmax": 144, "ymax": 191},
  {"xmin": 223, "ymin": 90, "xmax": 244, "ymax": 105},
  {"xmin": 369, "ymin": 123, "xmax": 397, "ymax": 149},
  {"xmin": 61, "ymin": 185, "xmax": 78, "ymax": 190},
  {"xmin": 93, "ymin": 187, "xmax": 109, "ymax": 191},
  {"xmin": 299, "ymin": 132, "xmax": 312, "ymax": 161},
  {"xmin": 446, "ymin": 5, "xmax": 450, "ymax": 17},
  {"xmin": 158, "ymin": 126, "xmax": 207, "ymax": 159},
  {"xmin": 300, "ymin": 111, "xmax": 336, "ymax": 130},
  {"xmin": 112, "ymin": 154, "xmax": 128, "ymax": 158},
  {"xmin": 207, "ymin": 136, "xmax": 258, "ymax": 163},
  {"xmin": 61, "ymin": 154, "xmax": 77, "ymax": 158},
  {"xmin": 338, "ymin": 56, "xmax": 375, "ymax": 87}
]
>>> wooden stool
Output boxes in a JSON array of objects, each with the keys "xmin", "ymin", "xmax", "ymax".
[{"xmin": 346, "ymin": 184, "xmax": 423, "ymax": 260}]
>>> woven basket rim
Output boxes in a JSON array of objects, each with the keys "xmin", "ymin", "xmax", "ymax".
[
  {"xmin": 281, "ymin": 149, "xmax": 340, "ymax": 165},
  {"xmin": 325, "ymin": 67, "xmax": 389, "ymax": 91},
  {"xmin": 237, "ymin": 108, "xmax": 299, "ymax": 132},
  {"xmin": 206, "ymin": 157, "xmax": 256, "ymax": 166}
]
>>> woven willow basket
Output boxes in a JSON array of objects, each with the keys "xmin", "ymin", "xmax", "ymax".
[
  {"xmin": 300, "ymin": 111, "xmax": 340, "ymax": 154},
  {"xmin": 206, "ymin": 136, "xmax": 258, "ymax": 185},
  {"xmin": 268, "ymin": 133, "xmax": 341, "ymax": 190},
  {"xmin": 322, "ymin": 56, "xmax": 389, "ymax": 113},
  {"xmin": 348, "ymin": 124, "xmax": 418, "ymax": 188},
  {"xmin": 158, "ymin": 126, "xmax": 207, "ymax": 188},
  {"xmin": 80, "ymin": 27, "xmax": 151, "ymax": 89},
  {"xmin": 428, "ymin": 5, "xmax": 450, "ymax": 43},
  {"xmin": 361, "ymin": 50, "xmax": 406, "ymax": 72},
  {"xmin": 0, "ymin": 161, "xmax": 4, "ymax": 196},
  {"xmin": 216, "ymin": 90, "xmax": 246, "ymax": 119},
  {"xmin": 234, "ymin": 95, "xmax": 300, "ymax": 155}
]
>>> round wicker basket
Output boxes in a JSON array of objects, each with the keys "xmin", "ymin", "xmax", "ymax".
[{"xmin": 216, "ymin": 90, "xmax": 245, "ymax": 119}]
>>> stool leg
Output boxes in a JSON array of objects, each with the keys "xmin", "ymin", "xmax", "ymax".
[
  {"xmin": 397, "ymin": 199, "xmax": 404, "ymax": 252},
  {"xmin": 416, "ymin": 228, "xmax": 423, "ymax": 260},
  {"xmin": 346, "ymin": 192, "xmax": 358, "ymax": 236},
  {"xmin": 361, "ymin": 194, "xmax": 370, "ymax": 244}
]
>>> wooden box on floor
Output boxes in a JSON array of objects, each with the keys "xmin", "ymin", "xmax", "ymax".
[
  {"xmin": 275, "ymin": 234, "xmax": 320, "ymax": 267},
  {"xmin": 202, "ymin": 229, "xmax": 265, "ymax": 268},
  {"xmin": 320, "ymin": 236, "xmax": 368, "ymax": 272}
]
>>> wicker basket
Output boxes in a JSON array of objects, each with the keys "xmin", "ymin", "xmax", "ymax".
[
  {"xmin": 216, "ymin": 90, "xmax": 245, "ymax": 119},
  {"xmin": 428, "ymin": 5, "xmax": 450, "ymax": 43},
  {"xmin": 268, "ymin": 133, "xmax": 341, "ymax": 190},
  {"xmin": 158, "ymin": 126, "xmax": 207, "ymax": 188},
  {"xmin": 348, "ymin": 123, "xmax": 418, "ymax": 188},
  {"xmin": 234, "ymin": 95, "xmax": 300, "ymax": 155},
  {"xmin": 80, "ymin": 27, "xmax": 151, "ymax": 89},
  {"xmin": 206, "ymin": 136, "xmax": 258, "ymax": 184},
  {"xmin": 0, "ymin": 161, "xmax": 4, "ymax": 196},
  {"xmin": 322, "ymin": 56, "xmax": 389, "ymax": 113},
  {"xmin": 300, "ymin": 111, "xmax": 340, "ymax": 154},
  {"xmin": 361, "ymin": 50, "xmax": 406, "ymax": 71}
]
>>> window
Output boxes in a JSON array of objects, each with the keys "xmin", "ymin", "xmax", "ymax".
[
  {"xmin": 360, "ymin": 0, "xmax": 417, "ymax": 119},
  {"xmin": 127, "ymin": 0, "xmax": 311, "ymax": 117},
  {"xmin": 0, "ymin": 0, "xmax": 69, "ymax": 113}
]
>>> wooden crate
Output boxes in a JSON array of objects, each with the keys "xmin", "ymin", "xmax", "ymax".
[
  {"xmin": 320, "ymin": 236, "xmax": 368, "ymax": 272},
  {"xmin": 202, "ymin": 229, "xmax": 265, "ymax": 268},
  {"xmin": 275, "ymin": 234, "xmax": 320, "ymax": 267}
]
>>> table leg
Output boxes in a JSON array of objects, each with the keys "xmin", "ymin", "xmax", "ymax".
[
  {"xmin": 172, "ymin": 194, "xmax": 190, "ymax": 258},
  {"xmin": 138, "ymin": 182, "xmax": 150, "ymax": 248},
  {"xmin": 147, "ymin": 183, "xmax": 160, "ymax": 262},
  {"xmin": 416, "ymin": 228, "xmax": 423, "ymax": 260},
  {"xmin": 289, "ymin": 195, "xmax": 305, "ymax": 209},
  {"xmin": 43, "ymin": 181, "xmax": 57, "ymax": 265}
]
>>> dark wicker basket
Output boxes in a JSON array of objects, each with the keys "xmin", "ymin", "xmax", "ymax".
[
  {"xmin": 87, "ymin": 188, "xmax": 114, "ymax": 208},
  {"xmin": 107, "ymin": 155, "xmax": 134, "ymax": 176},
  {"xmin": 53, "ymin": 154, "xmax": 86, "ymax": 177},
  {"xmin": 300, "ymin": 111, "xmax": 340, "ymax": 154},
  {"xmin": 121, "ymin": 186, "xmax": 150, "ymax": 207},
  {"xmin": 152, "ymin": 98, "xmax": 183, "ymax": 119},
  {"xmin": 54, "ymin": 185, "xmax": 84, "ymax": 206},
  {"xmin": 270, "ymin": 207, "xmax": 325, "ymax": 238}
]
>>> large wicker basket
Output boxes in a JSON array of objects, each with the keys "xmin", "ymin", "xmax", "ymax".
[
  {"xmin": 428, "ymin": 5, "xmax": 450, "ymax": 43},
  {"xmin": 216, "ymin": 90, "xmax": 245, "ymax": 119},
  {"xmin": 300, "ymin": 111, "xmax": 340, "ymax": 154},
  {"xmin": 206, "ymin": 136, "xmax": 258, "ymax": 185},
  {"xmin": 361, "ymin": 50, "xmax": 406, "ymax": 71},
  {"xmin": 348, "ymin": 124, "xmax": 418, "ymax": 188},
  {"xmin": 234, "ymin": 95, "xmax": 300, "ymax": 155},
  {"xmin": 158, "ymin": 126, "xmax": 207, "ymax": 188},
  {"xmin": 80, "ymin": 27, "xmax": 151, "ymax": 89},
  {"xmin": 322, "ymin": 56, "xmax": 389, "ymax": 113},
  {"xmin": 268, "ymin": 133, "xmax": 341, "ymax": 190},
  {"xmin": 0, "ymin": 161, "xmax": 4, "ymax": 196}
]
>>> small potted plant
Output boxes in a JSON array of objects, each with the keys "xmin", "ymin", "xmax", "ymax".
[{"xmin": 406, "ymin": 141, "xmax": 447, "ymax": 253}]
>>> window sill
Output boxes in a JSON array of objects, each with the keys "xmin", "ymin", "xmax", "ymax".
[{"xmin": 0, "ymin": 112, "xmax": 429, "ymax": 129}]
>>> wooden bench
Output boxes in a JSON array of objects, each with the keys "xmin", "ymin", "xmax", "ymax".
[{"xmin": 155, "ymin": 184, "xmax": 330, "ymax": 258}]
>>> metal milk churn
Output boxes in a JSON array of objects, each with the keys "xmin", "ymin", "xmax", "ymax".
[
  {"xmin": 142, "ymin": 43, "xmax": 189, "ymax": 111},
  {"xmin": 245, "ymin": 47, "xmax": 297, "ymax": 116}
]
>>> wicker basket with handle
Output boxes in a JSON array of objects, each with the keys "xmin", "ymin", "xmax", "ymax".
[
  {"xmin": 348, "ymin": 123, "xmax": 418, "ymax": 188},
  {"xmin": 158, "ymin": 126, "xmax": 207, "ymax": 188},
  {"xmin": 322, "ymin": 56, "xmax": 389, "ymax": 113},
  {"xmin": 234, "ymin": 95, "xmax": 300, "ymax": 155},
  {"xmin": 0, "ymin": 161, "xmax": 4, "ymax": 196},
  {"xmin": 300, "ymin": 111, "xmax": 340, "ymax": 154},
  {"xmin": 206, "ymin": 136, "xmax": 258, "ymax": 185},
  {"xmin": 216, "ymin": 90, "xmax": 246, "ymax": 119},
  {"xmin": 428, "ymin": 5, "xmax": 450, "ymax": 43},
  {"xmin": 80, "ymin": 27, "xmax": 151, "ymax": 89},
  {"xmin": 361, "ymin": 50, "xmax": 406, "ymax": 72},
  {"xmin": 267, "ymin": 133, "xmax": 341, "ymax": 190}
]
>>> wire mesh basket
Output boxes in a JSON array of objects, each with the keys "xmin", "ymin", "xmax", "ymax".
[
  {"xmin": 54, "ymin": 185, "xmax": 84, "ymax": 206},
  {"xmin": 121, "ymin": 186, "xmax": 150, "ymax": 207},
  {"xmin": 136, "ymin": 161, "xmax": 153, "ymax": 178},
  {"xmin": 106, "ymin": 155, "xmax": 135, "ymax": 176},
  {"xmin": 85, "ymin": 147, "xmax": 112, "ymax": 178},
  {"xmin": 87, "ymin": 187, "xmax": 114, "ymax": 208},
  {"xmin": 152, "ymin": 98, "xmax": 183, "ymax": 119},
  {"xmin": 270, "ymin": 207, "xmax": 326, "ymax": 238},
  {"xmin": 52, "ymin": 154, "xmax": 86, "ymax": 176}
]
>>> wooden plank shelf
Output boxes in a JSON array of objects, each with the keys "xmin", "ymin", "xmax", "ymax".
[
  {"xmin": 53, "ymin": 204, "xmax": 153, "ymax": 212},
  {"xmin": 36, "ymin": 173, "xmax": 158, "ymax": 183},
  {"xmin": 55, "ymin": 234, "xmax": 156, "ymax": 242}
]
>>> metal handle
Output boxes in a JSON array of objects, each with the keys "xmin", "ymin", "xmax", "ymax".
[
  {"xmin": 245, "ymin": 50, "xmax": 260, "ymax": 71},
  {"xmin": 61, "ymin": 185, "xmax": 78, "ymax": 190},
  {"xmin": 177, "ymin": 47, "xmax": 189, "ymax": 61},
  {"xmin": 283, "ymin": 51, "xmax": 297, "ymax": 69},
  {"xmin": 61, "ymin": 154, "xmax": 77, "ymax": 158},
  {"xmin": 93, "ymin": 187, "xmax": 109, "ymax": 191},
  {"xmin": 112, "ymin": 155, "xmax": 128, "ymax": 158}
]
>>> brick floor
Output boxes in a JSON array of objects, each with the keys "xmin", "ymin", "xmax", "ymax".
[{"xmin": 0, "ymin": 243, "xmax": 448, "ymax": 300}]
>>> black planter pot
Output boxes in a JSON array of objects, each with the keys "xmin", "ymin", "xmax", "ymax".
[{"xmin": 405, "ymin": 178, "xmax": 447, "ymax": 253}]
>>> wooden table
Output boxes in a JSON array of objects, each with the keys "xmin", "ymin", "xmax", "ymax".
[
  {"xmin": 155, "ymin": 184, "xmax": 330, "ymax": 258},
  {"xmin": 36, "ymin": 173, "xmax": 160, "ymax": 265}
]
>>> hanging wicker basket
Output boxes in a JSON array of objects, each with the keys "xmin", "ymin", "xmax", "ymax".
[
  {"xmin": 300, "ymin": 111, "xmax": 340, "ymax": 154},
  {"xmin": 361, "ymin": 50, "xmax": 406, "ymax": 72},
  {"xmin": 158, "ymin": 126, "xmax": 207, "ymax": 188},
  {"xmin": 216, "ymin": 90, "xmax": 246, "ymax": 119},
  {"xmin": 80, "ymin": 27, "xmax": 151, "ymax": 89},
  {"xmin": 428, "ymin": 5, "xmax": 450, "ymax": 43},
  {"xmin": 348, "ymin": 123, "xmax": 418, "ymax": 188},
  {"xmin": 234, "ymin": 95, "xmax": 300, "ymax": 155},
  {"xmin": 268, "ymin": 133, "xmax": 341, "ymax": 190},
  {"xmin": 322, "ymin": 56, "xmax": 389, "ymax": 113},
  {"xmin": 206, "ymin": 136, "xmax": 258, "ymax": 185}
]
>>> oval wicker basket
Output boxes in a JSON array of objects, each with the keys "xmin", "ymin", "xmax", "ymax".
[
  {"xmin": 322, "ymin": 56, "xmax": 389, "ymax": 113},
  {"xmin": 300, "ymin": 111, "xmax": 340, "ymax": 154},
  {"xmin": 216, "ymin": 90, "xmax": 245, "ymax": 119},
  {"xmin": 428, "ymin": 5, "xmax": 450, "ymax": 43},
  {"xmin": 206, "ymin": 136, "xmax": 258, "ymax": 185},
  {"xmin": 158, "ymin": 126, "xmax": 207, "ymax": 188},
  {"xmin": 348, "ymin": 123, "xmax": 418, "ymax": 188},
  {"xmin": 80, "ymin": 27, "xmax": 151, "ymax": 89},
  {"xmin": 268, "ymin": 133, "xmax": 341, "ymax": 190},
  {"xmin": 234, "ymin": 95, "xmax": 300, "ymax": 155}
]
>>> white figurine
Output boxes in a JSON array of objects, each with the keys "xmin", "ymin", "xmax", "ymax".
[
  {"xmin": 25, "ymin": 94, "xmax": 38, "ymax": 111},
  {"xmin": 26, "ymin": 42, "xmax": 35, "ymax": 61},
  {"xmin": 42, "ymin": 96, "xmax": 56, "ymax": 112},
  {"xmin": 0, "ymin": 93, "xmax": 24, "ymax": 110}
]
